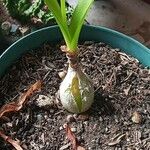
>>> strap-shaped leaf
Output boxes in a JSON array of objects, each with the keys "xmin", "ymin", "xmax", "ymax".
[
  {"xmin": 45, "ymin": 0, "xmax": 71, "ymax": 48},
  {"xmin": 71, "ymin": 74, "xmax": 82, "ymax": 112},
  {"xmin": 69, "ymin": 0, "xmax": 94, "ymax": 51},
  {"xmin": 45, "ymin": 0, "xmax": 94, "ymax": 53},
  {"xmin": 60, "ymin": 0, "xmax": 67, "ymax": 26}
]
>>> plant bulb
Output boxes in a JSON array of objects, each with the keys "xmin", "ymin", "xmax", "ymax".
[{"xmin": 59, "ymin": 65, "xmax": 94, "ymax": 113}]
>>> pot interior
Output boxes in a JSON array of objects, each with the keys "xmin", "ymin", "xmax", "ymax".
[{"xmin": 0, "ymin": 25, "xmax": 150, "ymax": 77}]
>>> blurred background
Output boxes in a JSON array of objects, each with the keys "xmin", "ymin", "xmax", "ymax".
[{"xmin": 0, "ymin": 0, "xmax": 150, "ymax": 53}]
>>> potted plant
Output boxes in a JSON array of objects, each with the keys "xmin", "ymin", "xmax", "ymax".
[{"xmin": 0, "ymin": 0, "xmax": 150, "ymax": 149}]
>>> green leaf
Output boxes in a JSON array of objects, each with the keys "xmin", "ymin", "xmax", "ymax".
[
  {"xmin": 69, "ymin": 0, "xmax": 94, "ymax": 51},
  {"xmin": 60, "ymin": 0, "xmax": 67, "ymax": 25},
  {"xmin": 45, "ymin": 0, "xmax": 71, "ymax": 48},
  {"xmin": 45, "ymin": 0, "xmax": 94, "ymax": 53},
  {"xmin": 71, "ymin": 74, "xmax": 82, "ymax": 112},
  {"xmin": 37, "ymin": 10, "xmax": 45, "ymax": 19},
  {"xmin": 24, "ymin": 0, "xmax": 43, "ymax": 16}
]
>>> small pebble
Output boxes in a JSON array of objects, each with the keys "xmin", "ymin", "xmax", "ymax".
[
  {"xmin": 37, "ymin": 114, "xmax": 43, "ymax": 121},
  {"xmin": 1, "ymin": 21, "xmax": 11, "ymax": 35},
  {"xmin": 73, "ymin": 114, "xmax": 78, "ymax": 119},
  {"xmin": 22, "ymin": 144, "xmax": 28, "ymax": 149},
  {"xmin": 93, "ymin": 124, "xmax": 98, "ymax": 129},
  {"xmin": 77, "ymin": 114, "xmax": 89, "ymax": 121},
  {"xmin": 131, "ymin": 111, "xmax": 142, "ymax": 124},
  {"xmin": 83, "ymin": 121, "xmax": 89, "ymax": 126},
  {"xmin": 126, "ymin": 138, "xmax": 130, "ymax": 142},
  {"xmin": 59, "ymin": 126, "xmax": 63, "ymax": 131},
  {"xmin": 46, "ymin": 141, "xmax": 49, "ymax": 146},
  {"xmin": 71, "ymin": 127, "xmax": 77, "ymax": 132},
  {"xmin": 63, "ymin": 123, "xmax": 67, "ymax": 129},
  {"xmin": 19, "ymin": 26, "xmax": 30, "ymax": 36},
  {"xmin": 105, "ymin": 127, "xmax": 109, "ymax": 132},
  {"xmin": 50, "ymin": 109, "xmax": 55, "ymax": 114},
  {"xmin": 10, "ymin": 24, "xmax": 19, "ymax": 33},
  {"xmin": 99, "ymin": 117, "xmax": 103, "ymax": 122},
  {"xmin": 44, "ymin": 115, "xmax": 48, "ymax": 119},
  {"xmin": 66, "ymin": 114, "xmax": 75, "ymax": 123},
  {"xmin": 6, "ymin": 122, "xmax": 13, "ymax": 127},
  {"xmin": 36, "ymin": 95, "xmax": 54, "ymax": 108}
]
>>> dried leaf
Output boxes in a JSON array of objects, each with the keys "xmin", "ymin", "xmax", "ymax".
[
  {"xmin": 0, "ymin": 130, "xmax": 23, "ymax": 150},
  {"xmin": 0, "ymin": 80, "xmax": 42, "ymax": 118},
  {"xmin": 65, "ymin": 124, "xmax": 77, "ymax": 150},
  {"xmin": 65, "ymin": 124, "xmax": 86, "ymax": 150}
]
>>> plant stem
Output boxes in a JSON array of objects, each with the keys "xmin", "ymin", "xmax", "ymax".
[
  {"xmin": 60, "ymin": 45, "xmax": 79, "ymax": 70},
  {"xmin": 66, "ymin": 53, "xmax": 79, "ymax": 70}
]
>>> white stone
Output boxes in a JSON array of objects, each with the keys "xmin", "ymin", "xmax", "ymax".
[{"xmin": 36, "ymin": 95, "xmax": 54, "ymax": 107}]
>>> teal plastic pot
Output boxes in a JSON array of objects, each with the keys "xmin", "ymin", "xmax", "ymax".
[{"xmin": 0, "ymin": 25, "xmax": 150, "ymax": 77}]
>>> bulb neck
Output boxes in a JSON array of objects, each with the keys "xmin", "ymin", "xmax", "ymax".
[
  {"xmin": 66, "ymin": 53, "xmax": 79, "ymax": 70},
  {"xmin": 60, "ymin": 45, "xmax": 79, "ymax": 70}
]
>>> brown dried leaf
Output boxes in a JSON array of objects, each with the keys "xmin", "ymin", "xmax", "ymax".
[
  {"xmin": 0, "ymin": 80, "xmax": 42, "ymax": 118},
  {"xmin": 65, "ymin": 124, "xmax": 86, "ymax": 150},
  {"xmin": 65, "ymin": 124, "xmax": 77, "ymax": 150},
  {"xmin": 0, "ymin": 130, "xmax": 23, "ymax": 150}
]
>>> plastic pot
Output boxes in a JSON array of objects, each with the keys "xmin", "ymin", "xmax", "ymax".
[{"xmin": 0, "ymin": 25, "xmax": 150, "ymax": 78}]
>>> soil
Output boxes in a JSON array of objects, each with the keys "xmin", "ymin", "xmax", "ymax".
[{"xmin": 0, "ymin": 41, "xmax": 150, "ymax": 150}]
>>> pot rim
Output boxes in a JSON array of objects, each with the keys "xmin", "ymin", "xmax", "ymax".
[
  {"xmin": 1, "ymin": 25, "xmax": 150, "ymax": 58},
  {"xmin": 0, "ymin": 25, "xmax": 150, "ymax": 77}
]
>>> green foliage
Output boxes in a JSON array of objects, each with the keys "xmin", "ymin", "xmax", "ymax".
[
  {"xmin": 4, "ymin": 0, "xmax": 30, "ymax": 22},
  {"xmin": 23, "ymin": 0, "xmax": 43, "ymax": 17},
  {"xmin": 45, "ymin": 0, "xmax": 94, "ymax": 52},
  {"xmin": 4, "ymin": 0, "xmax": 73, "ymax": 24}
]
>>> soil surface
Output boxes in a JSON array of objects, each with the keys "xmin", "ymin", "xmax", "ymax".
[{"xmin": 0, "ymin": 42, "xmax": 150, "ymax": 150}]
